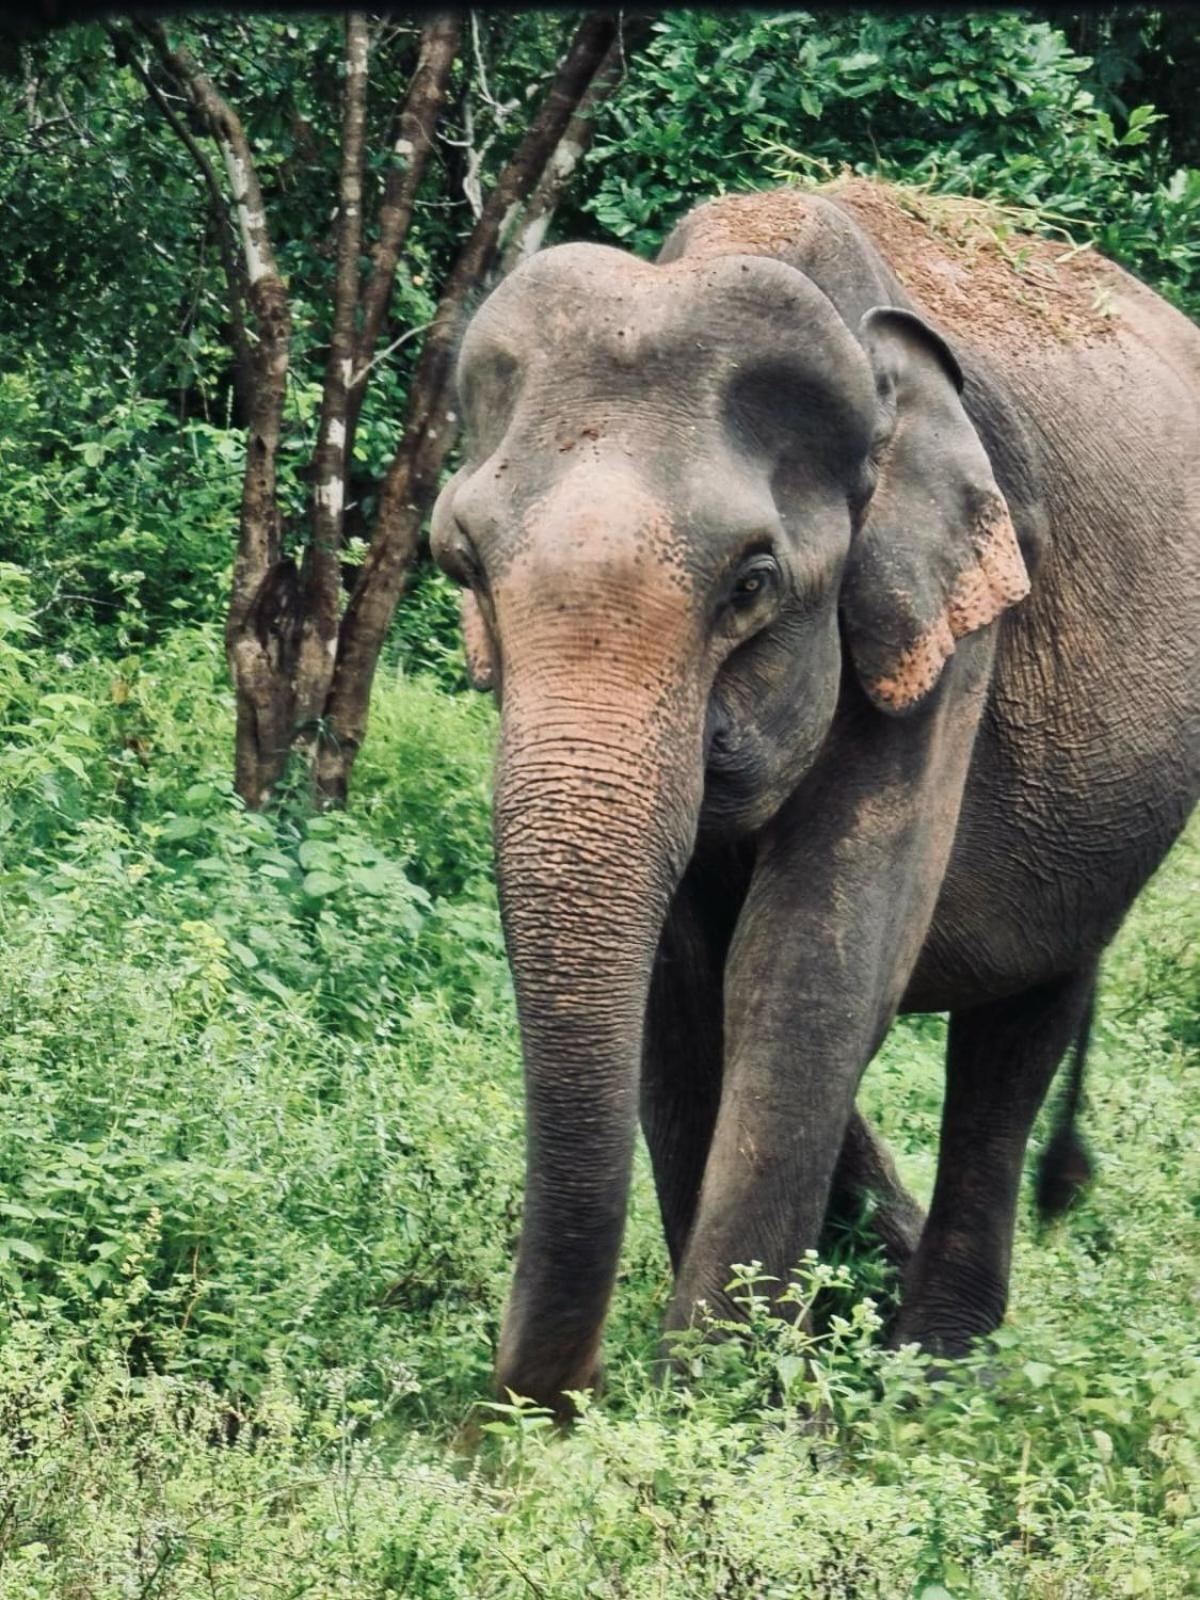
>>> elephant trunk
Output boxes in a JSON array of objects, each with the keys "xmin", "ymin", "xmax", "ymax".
[{"xmin": 493, "ymin": 659, "xmax": 704, "ymax": 1412}]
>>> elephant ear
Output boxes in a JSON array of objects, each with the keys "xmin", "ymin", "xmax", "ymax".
[
  {"xmin": 842, "ymin": 307, "xmax": 1030, "ymax": 715},
  {"xmin": 431, "ymin": 467, "xmax": 496, "ymax": 693},
  {"xmin": 460, "ymin": 591, "xmax": 495, "ymax": 692}
]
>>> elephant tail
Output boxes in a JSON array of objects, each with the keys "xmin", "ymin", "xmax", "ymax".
[{"xmin": 1034, "ymin": 983, "xmax": 1097, "ymax": 1219}]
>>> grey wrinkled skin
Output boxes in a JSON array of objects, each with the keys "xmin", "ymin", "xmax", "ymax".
[{"xmin": 431, "ymin": 184, "xmax": 1200, "ymax": 1414}]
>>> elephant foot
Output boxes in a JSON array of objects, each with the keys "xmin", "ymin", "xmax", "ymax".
[{"xmin": 889, "ymin": 1245, "xmax": 1009, "ymax": 1378}]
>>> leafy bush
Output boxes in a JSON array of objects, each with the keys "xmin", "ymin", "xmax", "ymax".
[
  {"xmin": 0, "ymin": 362, "xmax": 239, "ymax": 649},
  {"xmin": 575, "ymin": 10, "xmax": 1200, "ymax": 318},
  {"xmin": 0, "ymin": 583, "xmax": 513, "ymax": 1411}
]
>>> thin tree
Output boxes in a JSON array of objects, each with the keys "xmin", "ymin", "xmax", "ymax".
[{"xmin": 112, "ymin": 11, "xmax": 651, "ymax": 807}]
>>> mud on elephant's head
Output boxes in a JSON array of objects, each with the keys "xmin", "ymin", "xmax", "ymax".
[{"xmin": 433, "ymin": 241, "xmax": 1027, "ymax": 836}]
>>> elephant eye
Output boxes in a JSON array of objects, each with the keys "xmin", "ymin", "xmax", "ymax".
[{"xmin": 729, "ymin": 553, "xmax": 780, "ymax": 608}]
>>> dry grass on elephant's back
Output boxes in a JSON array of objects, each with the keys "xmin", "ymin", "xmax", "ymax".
[{"xmin": 827, "ymin": 177, "xmax": 1125, "ymax": 355}]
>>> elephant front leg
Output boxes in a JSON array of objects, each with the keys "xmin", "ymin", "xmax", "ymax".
[
  {"xmin": 662, "ymin": 848, "xmax": 915, "ymax": 1335},
  {"xmin": 664, "ymin": 678, "xmax": 989, "ymax": 1343},
  {"xmin": 663, "ymin": 904, "xmax": 889, "ymax": 1337},
  {"xmin": 644, "ymin": 855, "xmax": 924, "ymax": 1282}
]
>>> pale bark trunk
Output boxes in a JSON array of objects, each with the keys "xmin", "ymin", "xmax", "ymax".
[
  {"xmin": 343, "ymin": 14, "xmax": 461, "ymax": 470},
  {"xmin": 317, "ymin": 12, "xmax": 624, "ymax": 804},
  {"xmin": 293, "ymin": 16, "xmax": 370, "ymax": 763},
  {"xmin": 108, "ymin": 26, "xmax": 254, "ymax": 413}
]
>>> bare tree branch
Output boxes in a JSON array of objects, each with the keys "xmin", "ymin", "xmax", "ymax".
[
  {"xmin": 294, "ymin": 13, "xmax": 371, "ymax": 738},
  {"xmin": 502, "ymin": 13, "xmax": 656, "ymax": 274},
  {"xmin": 137, "ymin": 21, "xmax": 280, "ymax": 294},
  {"xmin": 318, "ymin": 11, "xmax": 623, "ymax": 801},
  {"xmin": 346, "ymin": 13, "xmax": 461, "ymax": 460}
]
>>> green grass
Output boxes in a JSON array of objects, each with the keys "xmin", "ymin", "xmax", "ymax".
[{"xmin": 0, "ymin": 605, "xmax": 1196, "ymax": 1597}]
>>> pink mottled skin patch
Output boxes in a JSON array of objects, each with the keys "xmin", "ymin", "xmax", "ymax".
[{"xmin": 869, "ymin": 498, "xmax": 1030, "ymax": 712}]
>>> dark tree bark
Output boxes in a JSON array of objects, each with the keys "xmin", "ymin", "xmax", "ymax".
[
  {"xmin": 136, "ymin": 18, "xmax": 295, "ymax": 807},
  {"xmin": 116, "ymin": 10, "xmax": 646, "ymax": 808}
]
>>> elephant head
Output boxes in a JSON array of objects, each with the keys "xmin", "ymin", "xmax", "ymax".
[{"xmin": 431, "ymin": 241, "xmax": 1027, "ymax": 1412}]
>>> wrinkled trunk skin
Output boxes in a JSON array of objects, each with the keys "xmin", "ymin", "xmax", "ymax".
[{"xmin": 493, "ymin": 666, "xmax": 705, "ymax": 1413}]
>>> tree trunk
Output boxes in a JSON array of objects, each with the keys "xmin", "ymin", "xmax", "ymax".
[
  {"xmin": 315, "ymin": 11, "xmax": 624, "ymax": 805},
  {"xmin": 291, "ymin": 14, "xmax": 370, "ymax": 767},
  {"xmin": 500, "ymin": 14, "xmax": 655, "ymax": 274},
  {"xmin": 343, "ymin": 13, "xmax": 461, "ymax": 471},
  {"xmin": 136, "ymin": 21, "xmax": 297, "ymax": 807},
  {"xmin": 120, "ymin": 11, "xmax": 649, "ymax": 808}
]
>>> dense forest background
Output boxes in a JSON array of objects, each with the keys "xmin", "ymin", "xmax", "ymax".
[{"xmin": 0, "ymin": 9, "xmax": 1196, "ymax": 1595}]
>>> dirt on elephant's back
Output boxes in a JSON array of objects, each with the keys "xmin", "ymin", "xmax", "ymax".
[{"xmin": 828, "ymin": 178, "xmax": 1123, "ymax": 355}]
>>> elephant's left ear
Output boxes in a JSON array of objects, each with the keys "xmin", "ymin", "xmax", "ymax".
[{"xmin": 842, "ymin": 307, "xmax": 1030, "ymax": 716}]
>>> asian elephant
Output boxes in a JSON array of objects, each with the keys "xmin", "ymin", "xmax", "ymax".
[{"xmin": 430, "ymin": 180, "xmax": 1199, "ymax": 1414}]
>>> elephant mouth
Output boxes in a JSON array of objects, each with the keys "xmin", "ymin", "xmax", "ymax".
[
  {"xmin": 701, "ymin": 724, "xmax": 771, "ymax": 830},
  {"xmin": 702, "ymin": 691, "xmax": 811, "ymax": 837},
  {"xmin": 704, "ymin": 696, "xmax": 741, "ymax": 767}
]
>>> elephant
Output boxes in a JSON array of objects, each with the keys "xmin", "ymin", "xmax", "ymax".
[{"xmin": 430, "ymin": 180, "xmax": 1199, "ymax": 1415}]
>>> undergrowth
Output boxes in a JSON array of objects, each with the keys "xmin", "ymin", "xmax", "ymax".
[{"xmin": 0, "ymin": 566, "xmax": 1195, "ymax": 1596}]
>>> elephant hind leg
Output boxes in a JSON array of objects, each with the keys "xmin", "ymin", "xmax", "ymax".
[
  {"xmin": 892, "ymin": 964, "xmax": 1098, "ymax": 1357},
  {"xmin": 827, "ymin": 1110, "xmax": 926, "ymax": 1271}
]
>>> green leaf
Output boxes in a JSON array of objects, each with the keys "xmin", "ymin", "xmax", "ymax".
[
  {"xmin": 161, "ymin": 816, "xmax": 204, "ymax": 841},
  {"xmin": 254, "ymin": 970, "xmax": 296, "ymax": 1005},
  {"xmin": 0, "ymin": 1237, "xmax": 45, "ymax": 1263},
  {"xmin": 775, "ymin": 1354, "xmax": 805, "ymax": 1391},
  {"xmin": 302, "ymin": 870, "xmax": 341, "ymax": 898}
]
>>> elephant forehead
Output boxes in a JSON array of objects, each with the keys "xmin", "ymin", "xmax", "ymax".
[
  {"xmin": 463, "ymin": 242, "xmax": 869, "ymax": 390},
  {"xmin": 452, "ymin": 429, "xmax": 784, "ymax": 589}
]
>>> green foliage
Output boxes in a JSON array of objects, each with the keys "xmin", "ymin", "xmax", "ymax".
[
  {"xmin": 0, "ymin": 547, "xmax": 1196, "ymax": 1592},
  {"xmin": 573, "ymin": 10, "xmax": 1200, "ymax": 319},
  {"xmin": 0, "ymin": 362, "xmax": 239, "ymax": 649}
]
